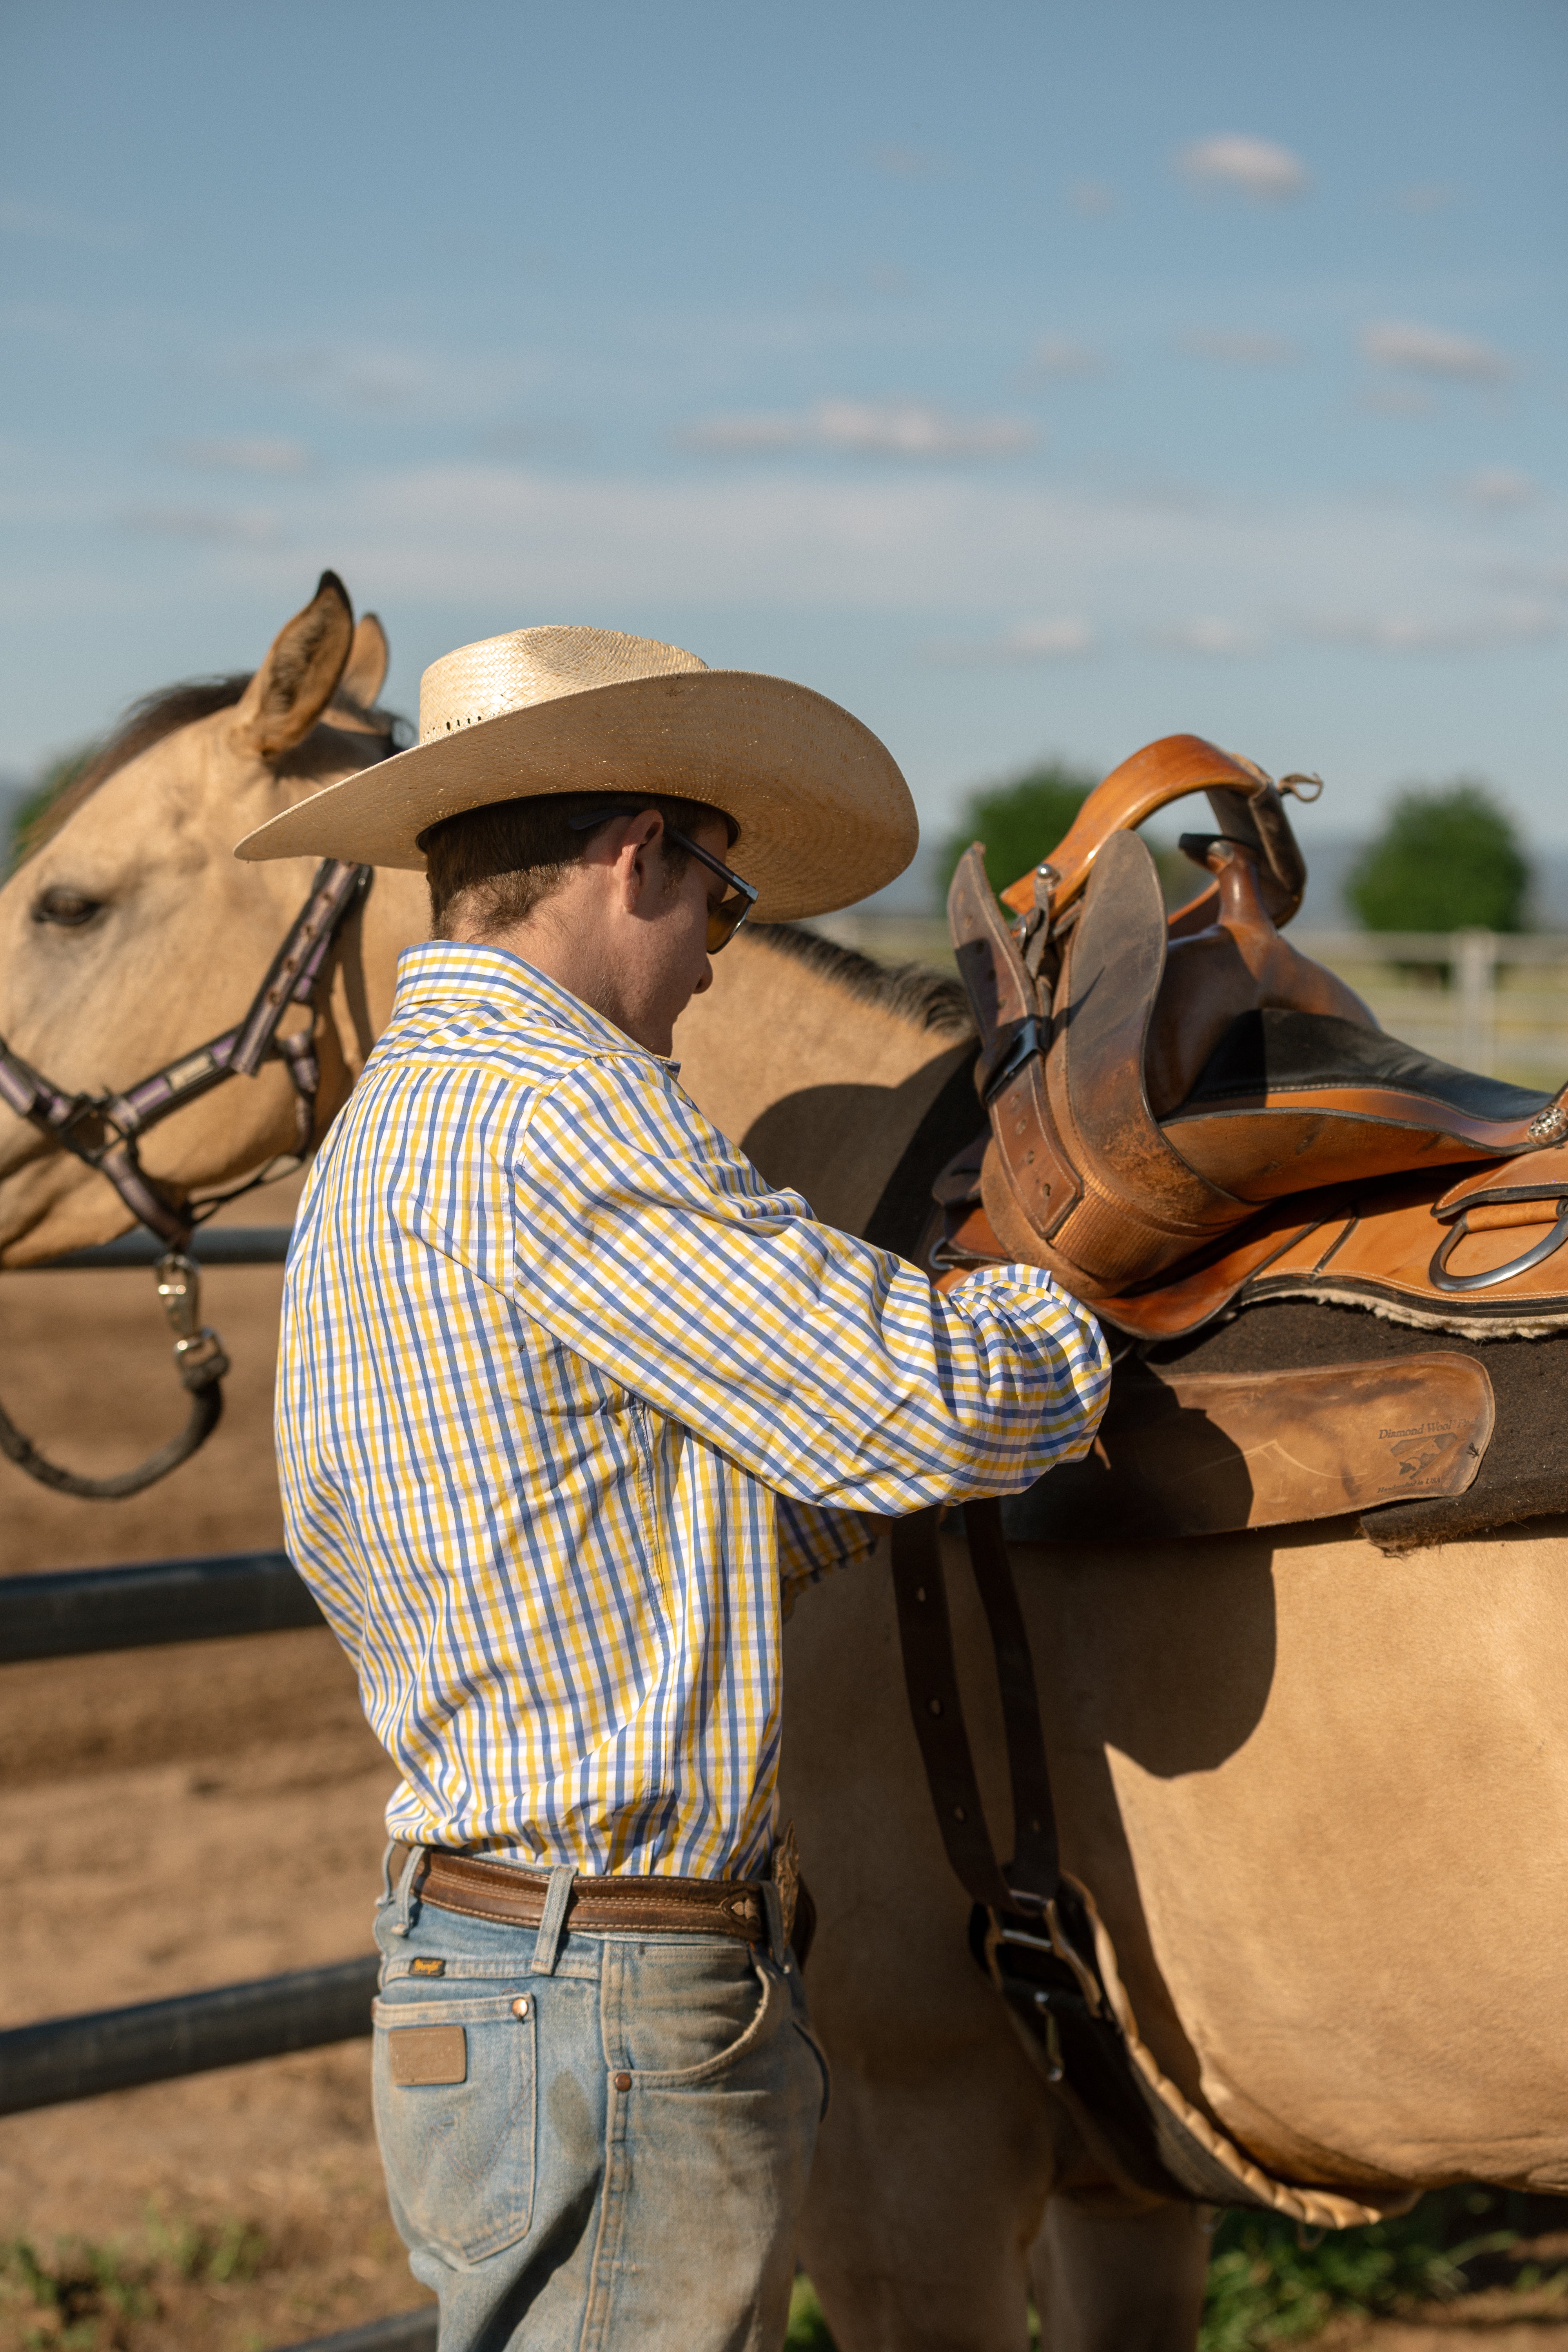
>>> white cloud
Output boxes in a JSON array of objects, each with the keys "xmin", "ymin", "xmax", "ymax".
[
  {"xmin": 1179, "ymin": 329, "xmax": 1299, "ymax": 367},
  {"xmin": 871, "ymin": 143, "xmax": 947, "ymax": 181},
  {"xmin": 684, "ymin": 399, "xmax": 1037, "ymax": 460},
  {"xmin": 1003, "ymin": 618, "xmax": 1095, "ymax": 657},
  {"xmin": 196, "ymin": 462, "xmax": 1566, "ymax": 679},
  {"xmin": 118, "ymin": 506, "xmax": 279, "ymax": 545},
  {"xmin": 1176, "ymin": 135, "xmax": 1308, "ymax": 202},
  {"xmin": 926, "ymin": 617, "xmax": 1096, "ymax": 664},
  {"xmin": 1357, "ymin": 385, "xmax": 1435, "ymax": 418},
  {"xmin": 1461, "ymin": 466, "xmax": 1537, "ymax": 508},
  {"xmin": 0, "ymin": 196, "xmax": 139, "ymax": 249},
  {"xmin": 1395, "ymin": 183, "xmax": 1451, "ymax": 215},
  {"xmin": 228, "ymin": 339, "xmax": 546, "ymax": 420},
  {"xmin": 1306, "ymin": 606, "xmax": 1559, "ymax": 653},
  {"xmin": 1487, "ymin": 561, "xmax": 1568, "ymax": 597},
  {"xmin": 1361, "ymin": 321, "xmax": 1511, "ymax": 381},
  {"xmin": 168, "ymin": 437, "xmax": 312, "ymax": 477},
  {"xmin": 1155, "ymin": 617, "xmax": 1265, "ymax": 655},
  {"xmin": 1024, "ymin": 337, "xmax": 1105, "ymax": 380}
]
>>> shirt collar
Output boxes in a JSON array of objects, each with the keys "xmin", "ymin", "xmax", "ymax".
[{"xmin": 391, "ymin": 938, "xmax": 661, "ymax": 1063}]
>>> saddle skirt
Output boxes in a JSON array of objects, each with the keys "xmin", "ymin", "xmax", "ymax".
[{"xmin": 947, "ymin": 734, "xmax": 1568, "ymax": 1343}]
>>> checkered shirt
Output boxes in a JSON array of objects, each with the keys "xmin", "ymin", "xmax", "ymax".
[{"xmin": 274, "ymin": 942, "xmax": 1110, "ymax": 1879}]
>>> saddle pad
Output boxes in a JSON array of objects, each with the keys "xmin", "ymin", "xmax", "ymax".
[{"xmin": 1002, "ymin": 1353, "xmax": 1491, "ymax": 1543}]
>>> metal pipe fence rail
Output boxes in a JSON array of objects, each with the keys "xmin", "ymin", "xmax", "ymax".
[
  {"xmin": 40, "ymin": 1225, "xmax": 294, "ymax": 1270},
  {"xmin": 1, "ymin": 1477, "xmax": 433, "ymax": 2344}
]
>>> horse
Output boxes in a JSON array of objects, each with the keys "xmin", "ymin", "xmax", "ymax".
[{"xmin": 5, "ymin": 578, "xmax": 1565, "ymax": 2351}]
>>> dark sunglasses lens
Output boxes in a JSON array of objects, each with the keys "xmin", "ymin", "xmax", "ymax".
[{"xmin": 706, "ymin": 892, "xmax": 751, "ymax": 953}]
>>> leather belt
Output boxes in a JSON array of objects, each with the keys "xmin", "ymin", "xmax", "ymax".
[{"xmin": 397, "ymin": 1845, "xmax": 769, "ymax": 1943}]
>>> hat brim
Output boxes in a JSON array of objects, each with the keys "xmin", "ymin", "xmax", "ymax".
[{"xmin": 233, "ymin": 669, "xmax": 917, "ymax": 922}]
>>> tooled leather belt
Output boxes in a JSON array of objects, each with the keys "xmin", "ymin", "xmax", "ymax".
[{"xmin": 396, "ymin": 1844, "xmax": 769, "ymax": 1942}]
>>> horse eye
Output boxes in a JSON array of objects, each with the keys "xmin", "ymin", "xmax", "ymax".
[{"xmin": 32, "ymin": 887, "xmax": 103, "ymax": 929}]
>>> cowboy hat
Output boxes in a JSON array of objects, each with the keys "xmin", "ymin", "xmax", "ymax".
[{"xmin": 233, "ymin": 624, "xmax": 917, "ymax": 921}]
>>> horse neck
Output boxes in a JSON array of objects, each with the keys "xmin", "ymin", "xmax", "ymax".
[
  {"xmin": 320, "ymin": 863, "xmax": 429, "ymax": 1096},
  {"xmin": 673, "ymin": 928, "xmax": 974, "ymax": 1239}
]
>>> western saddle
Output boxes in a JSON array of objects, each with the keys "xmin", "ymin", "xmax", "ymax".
[{"xmin": 943, "ymin": 734, "xmax": 1568, "ymax": 1340}]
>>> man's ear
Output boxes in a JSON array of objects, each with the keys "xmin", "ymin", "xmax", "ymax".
[
  {"xmin": 230, "ymin": 570, "xmax": 356, "ymax": 761},
  {"xmin": 339, "ymin": 612, "xmax": 389, "ymax": 708},
  {"xmin": 618, "ymin": 812, "xmax": 666, "ymax": 907}
]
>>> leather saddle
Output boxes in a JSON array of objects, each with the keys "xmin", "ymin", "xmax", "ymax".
[{"xmin": 946, "ymin": 733, "xmax": 1568, "ymax": 1337}]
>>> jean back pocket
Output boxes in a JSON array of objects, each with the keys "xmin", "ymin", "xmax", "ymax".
[{"xmin": 372, "ymin": 1989, "xmax": 536, "ymax": 2262}]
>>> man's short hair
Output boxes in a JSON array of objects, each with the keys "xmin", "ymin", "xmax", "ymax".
[{"xmin": 421, "ymin": 793, "xmax": 733, "ymax": 940}]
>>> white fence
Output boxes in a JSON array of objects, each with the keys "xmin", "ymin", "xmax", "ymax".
[{"xmin": 810, "ymin": 916, "xmax": 1568, "ymax": 1091}]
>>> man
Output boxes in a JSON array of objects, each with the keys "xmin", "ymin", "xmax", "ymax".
[{"xmin": 238, "ymin": 624, "xmax": 1110, "ymax": 2350}]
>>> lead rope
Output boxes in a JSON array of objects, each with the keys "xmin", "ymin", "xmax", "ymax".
[
  {"xmin": 0, "ymin": 859, "xmax": 372, "ymax": 1499},
  {"xmin": 0, "ymin": 1252, "xmax": 229, "ymax": 1500}
]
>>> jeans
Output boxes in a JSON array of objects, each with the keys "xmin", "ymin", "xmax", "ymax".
[{"xmin": 371, "ymin": 1852, "xmax": 829, "ymax": 2350}]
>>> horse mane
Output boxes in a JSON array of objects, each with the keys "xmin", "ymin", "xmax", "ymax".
[
  {"xmin": 17, "ymin": 674, "xmax": 405, "ymax": 863},
  {"xmin": 748, "ymin": 920, "xmax": 973, "ymax": 1037}
]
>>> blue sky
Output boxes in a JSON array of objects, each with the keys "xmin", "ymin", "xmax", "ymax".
[{"xmin": 2, "ymin": 0, "xmax": 1564, "ymax": 878}]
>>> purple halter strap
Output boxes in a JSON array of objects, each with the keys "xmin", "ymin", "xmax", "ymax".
[{"xmin": 0, "ymin": 858, "xmax": 372, "ymax": 1251}]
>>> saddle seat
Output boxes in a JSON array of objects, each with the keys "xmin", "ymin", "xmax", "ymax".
[
  {"xmin": 947, "ymin": 731, "xmax": 1568, "ymax": 1328},
  {"xmin": 1167, "ymin": 1007, "xmax": 1562, "ymax": 1202}
]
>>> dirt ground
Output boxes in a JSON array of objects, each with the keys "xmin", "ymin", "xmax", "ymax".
[
  {"xmin": 1, "ymin": 1184, "xmax": 429, "ymax": 2348},
  {"xmin": 3, "ymin": 1183, "xmax": 1566, "ymax": 2349}
]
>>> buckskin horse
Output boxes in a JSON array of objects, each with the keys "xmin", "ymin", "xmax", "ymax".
[{"xmin": 4, "ymin": 574, "xmax": 1568, "ymax": 2352}]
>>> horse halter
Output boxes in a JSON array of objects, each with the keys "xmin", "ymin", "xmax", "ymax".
[{"xmin": 0, "ymin": 857, "xmax": 372, "ymax": 1498}]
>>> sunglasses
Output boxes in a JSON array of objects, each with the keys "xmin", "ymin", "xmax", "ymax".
[{"xmin": 567, "ymin": 806, "xmax": 758, "ymax": 953}]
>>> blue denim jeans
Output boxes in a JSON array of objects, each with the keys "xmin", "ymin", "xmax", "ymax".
[{"xmin": 371, "ymin": 1852, "xmax": 829, "ymax": 2350}]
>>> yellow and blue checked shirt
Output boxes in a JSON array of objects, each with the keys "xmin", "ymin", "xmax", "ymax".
[{"xmin": 276, "ymin": 942, "xmax": 1110, "ymax": 1880}]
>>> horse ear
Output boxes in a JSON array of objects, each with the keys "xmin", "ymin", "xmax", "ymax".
[
  {"xmin": 231, "ymin": 570, "xmax": 356, "ymax": 761},
  {"xmin": 340, "ymin": 612, "xmax": 389, "ymax": 708}
]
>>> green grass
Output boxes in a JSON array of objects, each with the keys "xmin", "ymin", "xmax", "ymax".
[
  {"xmin": 0, "ymin": 2237, "xmax": 156, "ymax": 2349},
  {"xmin": 0, "ymin": 2211, "xmax": 271, "ymax": 2349},
  {"xmin": 785, "ymin": 2189, "xmax": 1568, "ymax": 2352},
  {"xmin": 1201, "ymin": 2187, "xmax": 1568, "ymax": 2350},
  {"xmin": 786, "ymin": 2274, "xmax": 836, "ymax": 2348}
]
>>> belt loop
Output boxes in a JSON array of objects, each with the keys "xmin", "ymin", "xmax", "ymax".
[
  {"xmin": 761, "ymin": 1880, "xmax": 789, "ymax": 1971},
  {"xmin": 388, "ymin": 1844, "xmax": 426, "ymax": 1940},
  {"xmin": 531, "ymin": 1865, "xmax": 576, "ymax": 1975}
]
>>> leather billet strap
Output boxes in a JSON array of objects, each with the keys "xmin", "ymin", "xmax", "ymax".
[
  {"xmin": 888, "ymin": 1501, "xmax": 1060, "ymax": 1918},
  {"xmin": 888, "ymin": 1502, "xmax": 1277, "ymax": 2208},
  {"xmin": 403, "ymin": 1845, "xmax": 770, "ymax": 1944}
]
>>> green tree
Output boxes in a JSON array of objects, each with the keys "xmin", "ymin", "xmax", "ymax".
[
  {"xmin": 934, "ymin": 760, "xmax": 1098, "ymax": 909},
  {"xmin": 1346, "ymin": 782, "xmax": 1530, "ymax": 934}
]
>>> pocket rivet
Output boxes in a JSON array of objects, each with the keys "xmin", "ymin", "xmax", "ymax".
[
  {"xmin": 512, "ymin": 1997, "xmax": 529, "ymax": 2018},
  {"xmin": 613, "ymin": 2071, "xmax": 632, "ymax": 2092}
]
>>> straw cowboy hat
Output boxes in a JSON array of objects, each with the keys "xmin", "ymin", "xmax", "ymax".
[{"xmin": 234, "ymin": 624, "xmax": 918, "ymax": 921}]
